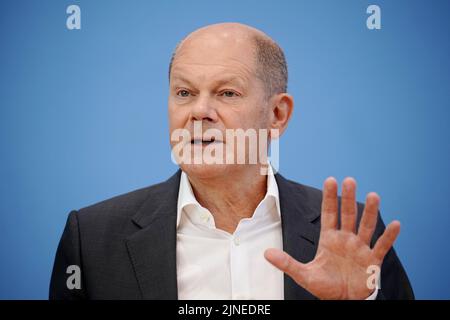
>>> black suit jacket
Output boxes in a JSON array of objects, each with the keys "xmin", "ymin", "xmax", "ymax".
[{"xmin": 50, "ymin": 170, "xmax": 414, "ymax": 299}]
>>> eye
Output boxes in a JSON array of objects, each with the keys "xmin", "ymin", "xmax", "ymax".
[
  {"xmin": 177, "ymin": 89, "xmax": 190, "ymax": 97},
  {"xmin": 220, "ymin": 90, "xmax": 239, "ymax": 98}
]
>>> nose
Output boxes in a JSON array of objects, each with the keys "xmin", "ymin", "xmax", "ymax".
[{"xmin": 190, "ymin": 94, "xmax": 218, "ymax": 123}]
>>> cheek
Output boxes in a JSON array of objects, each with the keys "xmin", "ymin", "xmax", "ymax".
[
  {"xmin": 253, "ymin": 100, "xmax": 271, "ymax": 128},
  {"xmin": 168, "ymin": 104, "xmax": 189, "ymax": 130},
  {"xmin": 216, "ymin": 109, "xmax": 243, "ymax": 130},
  {"xmin": 218, "ymin": 108, "xmax": 261, "ymax": 130},
  {"xmin": 168, "ymin": 113, "xmax": 187, "ymax": 149}
]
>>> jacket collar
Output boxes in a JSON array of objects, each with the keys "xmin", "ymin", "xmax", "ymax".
[
  {"xmin": 126, "ymin": 171, "xmax": 181, "ymax": 299},
  {"xmin": 275, "ymin": 173, "xmax": 321, "ymax": 299},
  {"xmin": 126, "ymin": 170, "xmax": 320, "ymax": 300}
]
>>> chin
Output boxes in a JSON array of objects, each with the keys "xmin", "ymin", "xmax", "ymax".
[{"xmin": 179, "ymin": 163, "xmax": 233, "ymax": 180}]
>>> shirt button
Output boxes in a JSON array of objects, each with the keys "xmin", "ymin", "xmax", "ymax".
[{"xmin": 233, "ymin": 236, "xmax": 240, "ymax": 246}]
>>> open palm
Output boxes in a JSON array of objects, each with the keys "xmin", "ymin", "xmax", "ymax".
[{"xmin": 265, "ymin": 177, "xmax": 400, "ymax": 300}]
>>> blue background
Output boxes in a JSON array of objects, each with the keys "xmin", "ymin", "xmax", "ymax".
[{"xmin": 1, "ymin": 0, "xmax": 449, "ymax": 299}]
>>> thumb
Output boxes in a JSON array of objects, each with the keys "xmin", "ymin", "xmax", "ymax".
[{"xmin": 264, "ymin": 248, "xmax": 308, "ymax": 287}]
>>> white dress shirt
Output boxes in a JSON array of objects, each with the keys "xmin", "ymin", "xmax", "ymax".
[
  {"xmin": 176, "ymin": 165, "xmax": 284, "ymax": 300},
  {"xmin": 175, "ymin": 166, "xmax": 378, "ymax": 300}
]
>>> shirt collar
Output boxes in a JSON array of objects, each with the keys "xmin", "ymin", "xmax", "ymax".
[{"xmin": 176, "ymin": 165, "xmax": 281, "ymax": 228}]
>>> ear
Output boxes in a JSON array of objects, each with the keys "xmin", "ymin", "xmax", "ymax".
[{"xmin": 269, "ymin": 93, "xmax": 294, "ymax": 139}]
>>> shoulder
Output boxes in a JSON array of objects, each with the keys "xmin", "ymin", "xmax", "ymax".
[
  {"xmin": 275, "ymin": 173, "xmax": 367, "ymax": 219},
  {"xmin": 275, "ymin": 173, "xmax": 324, "ymax": 209},
  {"xmin": 280, "ymin": 175, "xmax": 323, "ymax": 200},
  {"xmin": 73, "ymin": 171, "xmax": 181, "ymax": 227}
]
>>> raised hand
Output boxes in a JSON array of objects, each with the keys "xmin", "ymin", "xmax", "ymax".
[{"xmin": 265, "ymin": 177, "xmax": 401, "ymax": 300}]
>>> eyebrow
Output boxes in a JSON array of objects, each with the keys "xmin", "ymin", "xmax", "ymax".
[
  {"xmin": 171, "ymin": 74, "xmax": 247, "ymax": 89},
  {"xmin": 170, "ymin": 75, "xmax": 197, "ymax": 88}
]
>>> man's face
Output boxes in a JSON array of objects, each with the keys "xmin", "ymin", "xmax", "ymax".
[{"xmin": 168, "ymin": 31, "xmax": 270, "ymax": 178}]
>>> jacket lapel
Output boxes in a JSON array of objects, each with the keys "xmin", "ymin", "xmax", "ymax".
[
  {"xmin": 275, "ymin": 173, "xmax": 321, "ymax": 300},
  {"xmin": 125, "ymin": 171, "xmax": 181, "ymax": 299},
  {"xmin": 124, "ymin": 170, "xmax": 321, "ymax": 300}
]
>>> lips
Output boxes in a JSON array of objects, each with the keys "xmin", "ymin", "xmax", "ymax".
[{"xmin": 191, "ymin": 137, "xmax": 222, "ymax": 145}]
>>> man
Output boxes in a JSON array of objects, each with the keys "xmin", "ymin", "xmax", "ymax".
[{"xmin": 50, "ymin": 23, "xmax": 414, "ymax": 300}]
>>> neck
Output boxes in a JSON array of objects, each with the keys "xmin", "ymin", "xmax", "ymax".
[{"xmin": 187, "ymin": 166, "xmax": 267, "ymax": 234}]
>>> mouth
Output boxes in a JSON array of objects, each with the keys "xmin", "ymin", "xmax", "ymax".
[{"xmin": 191, "ymin": 137, "xmax": 222, "ymax": 146}]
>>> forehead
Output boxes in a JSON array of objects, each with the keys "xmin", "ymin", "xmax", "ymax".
[
  {"xmin": 171, "ymin": 66, "xmax": 251, "ymax": 89},
  {"xmin": 171, "ymin": 33, "xmax": 257, "ymax": 82}
]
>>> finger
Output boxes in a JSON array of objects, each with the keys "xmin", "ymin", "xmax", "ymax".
[
  {"xmin": 321, "ymin": 177, "xmax": 338, "ymax": 232},
  {"xmin": 373, "ymin": 221, "xmax": 401, "ymax": 261},
  {"xmin": 340, "ymin": 177, "xmax": 357, "ymax": 233},
  {"xmin": 358, "ymin": 192, "xmax": 380, "ymax": 246},
  {"xmin": 264, "ymin": 248, "xmax": 308, "ymax": 288}
]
